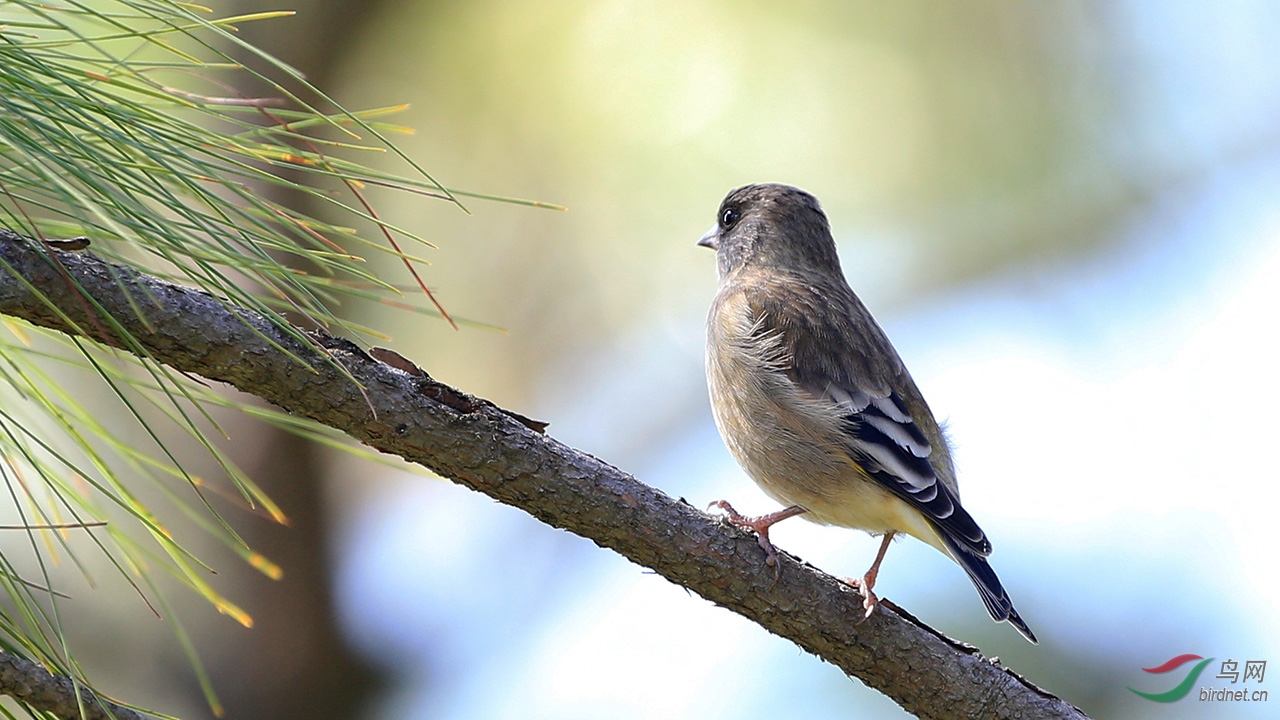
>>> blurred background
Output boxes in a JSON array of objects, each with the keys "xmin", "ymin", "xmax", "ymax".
[{"xmin": 38, "ymin": 1, "xmax": 1280, "ymax": 719}]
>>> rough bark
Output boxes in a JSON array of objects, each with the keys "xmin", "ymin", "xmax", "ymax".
[
  {"xmin": 0, "ymin": 650, "xmax": 144, "ymax": 720},
  {"xmin": 0, "ymin": 229, "xmax": 1090, "ymax": 720}
]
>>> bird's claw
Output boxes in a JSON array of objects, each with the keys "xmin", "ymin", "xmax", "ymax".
[
  {"xmin": 709, "ymin": 499, "xmax": 785, "ymax": 585},
  {"xmin": 847, "ymin": 574, "xmax": 880, "ymax": 624},
  {"xmin": 846, "ymin": 532, "xmax": 893, "ymax": 625},
  {"xmin": 757, "ymin": 534, "xmax": 783, "ymax": 586},
  {"xmin": 849, "ymin": 573, "xmax": 880, "ymax": 620}
]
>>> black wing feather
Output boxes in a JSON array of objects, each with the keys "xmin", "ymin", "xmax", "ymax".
[{"xmin": 843, "ymin": 399, "xmax": 991, "ymax": 557}]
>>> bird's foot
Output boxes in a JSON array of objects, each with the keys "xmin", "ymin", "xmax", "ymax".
[
  {"xmin": 707, "ymin": 501, "xmax": 806, "ymax": 585},
  {"xmin": 845, "ymin": 531, "xmax": 894, "ymax": 624},
  {"xmin": 847, "ymin": 573, "xmax": 880, "ymax": 624}
]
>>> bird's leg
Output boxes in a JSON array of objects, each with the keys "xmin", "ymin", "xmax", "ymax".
[
  {"xmin": 708, "ymin": 501, "xmax": 807, "ymax": 581},
  {"xmin": 849, "ymin": 531, "xmax": 895, "ymax": 623}
]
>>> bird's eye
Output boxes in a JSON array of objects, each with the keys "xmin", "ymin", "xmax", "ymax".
[{"xmin": 720, "ymin": 207, "xmax": 740, "ymax": 228}]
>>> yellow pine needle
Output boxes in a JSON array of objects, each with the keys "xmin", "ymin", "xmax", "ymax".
[
  {"xmin": 215, "ymin": 598, "xmax": 253, "ymax": 628},
  {"xmin": 247, "ymin": 552, "xmax": 283, "ymax": 580}
]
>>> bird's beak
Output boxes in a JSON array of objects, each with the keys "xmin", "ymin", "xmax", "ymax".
[{"xmin": 697, "ymin": 225, "xmax": 718, "ymax": 250}]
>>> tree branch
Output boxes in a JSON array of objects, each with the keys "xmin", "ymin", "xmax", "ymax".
[
  {"xmin": 0, "ymin": 229, "xmax": 1088, "ymax": 720},
  {"xmin": 0, "ymin": 650, "xmax": 144, "ymax": 720}
]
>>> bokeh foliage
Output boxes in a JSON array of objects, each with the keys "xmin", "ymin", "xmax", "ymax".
[{"xmin": 0, "ymin": 2, "xmax": 526, "ymax": 714}]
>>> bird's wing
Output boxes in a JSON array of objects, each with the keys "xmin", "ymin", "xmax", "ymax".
[
  {"xmin": 747, "ymin": 278, "xmax": 992, "ymax": 557},
  {"xmin": 824, "ymin": 384, "xmax": 991, "ymax": 557}
]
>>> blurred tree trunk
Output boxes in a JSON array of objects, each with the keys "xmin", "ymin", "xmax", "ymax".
[
  {"xmin": 196, "ymin": 1, "xmax": 396, "ymax": 717},
  {"xmin": 212, "ymin": 430, "xmax": 381, "ymax": 720}
]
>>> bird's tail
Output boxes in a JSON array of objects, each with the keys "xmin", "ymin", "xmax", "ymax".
[{"xmin": 939, "ymin": 531, "xmax": 1037, "ymax": 644}]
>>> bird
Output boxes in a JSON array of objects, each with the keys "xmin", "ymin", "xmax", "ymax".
[{"xmin": 699, "ymin": 182, "xmax": 1036, "ymax": 643}]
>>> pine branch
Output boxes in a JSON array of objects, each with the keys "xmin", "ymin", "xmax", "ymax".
[
  {"xmin": 0, "ymin": 650, "xmax": 144, "ymax": 720},
  {"xmin": 0, "ymin": 228, "xmax": 1089, "ymax": 720}
]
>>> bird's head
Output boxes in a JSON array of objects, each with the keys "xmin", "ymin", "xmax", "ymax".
[{"xmin": 698, "ymin": 183, "xmax": 841, "ymax": 280}]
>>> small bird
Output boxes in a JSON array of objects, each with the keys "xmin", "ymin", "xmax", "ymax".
[{"xmin": 700, "ymin": 183, "xmax": 1036, "ymax": 643}]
